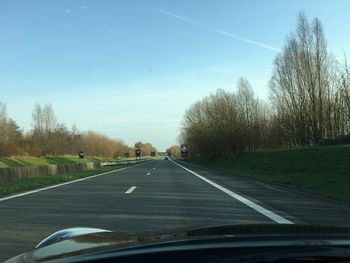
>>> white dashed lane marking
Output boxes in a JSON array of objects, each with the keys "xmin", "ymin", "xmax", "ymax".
[{"xmin": 125, "ymin": 186, "xmax": 137, "ymax": 194}]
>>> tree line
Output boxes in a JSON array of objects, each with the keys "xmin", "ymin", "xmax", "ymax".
[
  {"xmin": 0, "ymin": 102, "xmax": 157, "ymax": 157},
  {"xmin": 166, "ymin": 145, "xmax": 181, "ymax": 157},
  {"xmin": 179, "ymin": 12, "xmax": 350, "ymax": 158}
]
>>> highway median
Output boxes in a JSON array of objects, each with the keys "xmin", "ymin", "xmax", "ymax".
[{"xmin": 0, "ymin": 158, "xmax": 151, "ymax": 198}]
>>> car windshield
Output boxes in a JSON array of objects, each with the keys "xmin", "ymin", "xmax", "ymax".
[{"xmin": 1, "ymin": 0, "xmax": 350, "ymax": 261}]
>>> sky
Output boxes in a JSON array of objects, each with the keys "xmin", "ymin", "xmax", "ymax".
[{"xmin": 1, "ymin": 0, "xmax": 350, "ymax": 151}]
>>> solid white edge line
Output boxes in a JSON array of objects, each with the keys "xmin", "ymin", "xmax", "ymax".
[
  {"xmin": 125, "ymin": 186, "xmax": 137, "ymax": 194},
  {"xmin": 0, "ymin": 161, "xmax": 149, "ymax": 202},
  {"xmin": 170, "ymin": 159, "xmax": 293, "ymax": 225}
]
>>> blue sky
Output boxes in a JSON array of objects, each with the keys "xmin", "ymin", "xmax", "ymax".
[{"xmin": 1, "ymin": 0, "xmax": 350, "ymax": 151}]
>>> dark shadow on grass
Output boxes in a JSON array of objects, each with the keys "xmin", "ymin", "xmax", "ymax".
[{"xmin": 44, "ymin": 156, "xmax": 76, "ymax": 165}]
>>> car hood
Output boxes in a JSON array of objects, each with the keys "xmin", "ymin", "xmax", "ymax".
[{"xmin": 6, "ymin": 224, "xmax": 350, "ymax": 262}]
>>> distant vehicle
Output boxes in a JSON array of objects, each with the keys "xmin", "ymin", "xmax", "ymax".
[
  {"xmin": 165, "ymin": 156, "xmax": 169, "ymax": 160},
  {"xmin": 6, "ymin": 224, "xmax": 350, "ymax": 262}
]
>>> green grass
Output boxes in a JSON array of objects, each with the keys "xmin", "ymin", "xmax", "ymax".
[
  {"xmin": 188, "ymin": 145, "xmax": 350, "ymax": 202},
  {"xmin": 0, "ymin": 165, "xmax": 126, "ymax": 197},
  {"xmin": 0, "ymin": 156, "xmax": 108, "ymax": 168}
]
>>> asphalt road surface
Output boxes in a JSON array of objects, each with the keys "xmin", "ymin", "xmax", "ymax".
[{"xmin": 1, "ymin": 158, "xmax": 350, "ymax": 260}]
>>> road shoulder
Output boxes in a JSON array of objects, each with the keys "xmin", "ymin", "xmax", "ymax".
[{"xmin": 174, "ymin": 159, "xmax": 350, "ymax": 226}]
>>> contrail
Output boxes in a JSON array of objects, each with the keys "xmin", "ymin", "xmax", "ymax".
[
  {"xmin": 152, "ymin": 6, "xmax": 280, "ymax": 52},
  {"xmin": 152, "ymin": 6, "xmax": 196, "ymax": 24}
]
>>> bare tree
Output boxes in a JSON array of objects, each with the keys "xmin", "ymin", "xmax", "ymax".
[
  {"xmin": 32, "ymin": 103, "xmax": 43, "ymax": 135},
  {"xmin": 42, "ymin": 103, "xmax": 57, "ymax": 133},
  {"xmin": 269, "ymin": 12, "xmax": 336, "ymax": 145},
  {"xmin": 0, "ymin": 102, "xmax": 24, "ymax": 156}
]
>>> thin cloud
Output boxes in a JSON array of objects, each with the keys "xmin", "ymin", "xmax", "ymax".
[
  {"xmin": 65, "ymin": 6, "xmax": 87, "ymax": 15},
  {"xmin": 152, "ymin": 6, "xmax": 280, "ymax": 52}
]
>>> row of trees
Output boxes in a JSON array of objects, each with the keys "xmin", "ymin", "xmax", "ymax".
[
  {"xmin": 180, "ymin": 79, "xmax": 272, "ymax": 157},
  {"xmin": 134, "ymin": 142, "xmax": 158, "ymax": 157},
  {"xmin": 0, "ymin": 103, "xmax": 157, "ymax": 157},
  {"xmin": 179, "ymin": 12, "xmax": 350, "ymax": 158},
  {"xmin": 166, "ymin": 145, "xmax": 181, "ymax": 157}
]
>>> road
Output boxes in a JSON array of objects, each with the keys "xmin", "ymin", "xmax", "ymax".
[{"xmin": 1, "ymin": 158, "xmax": 350, "ymax": 260}]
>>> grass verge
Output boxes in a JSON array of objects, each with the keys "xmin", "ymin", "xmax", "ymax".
[
  {"xmin": 0, "ymin": 156, "xmax": 108, "ymax": 168},
  {"xmin": 187, "ymin": 145, "xmax": 350, "ymax": 203},
  {"xmin": 0, "ymin": 165, "xmax": 127, "ymax": 197}
]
